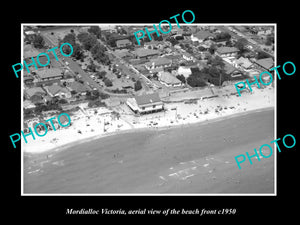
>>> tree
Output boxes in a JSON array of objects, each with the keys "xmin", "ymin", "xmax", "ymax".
[
  {"xmin": 33, "ymin": 34, "xmax": 45, "ymax": 49},
  {"xmin": 265, "ymin": 35, "xmax": 274, "ymax": 46},
  {"xmin": 104, "ymin": 78, "xmax": 113, "ymax": 87},
  {"xmin": 198, "ymin": 46, "xmax": 206, "ymax": 51},
  {"xmin": 186, "ymin": 69, "xmax": 207, "ymax": 87},
  {"xmin": 134, "ymin": 80, "xmax": 142, "ymax": 91},
  {"xmin": 88, "ymin": 26, "xmax": 102, "ymax": 39},
  {"xmin": 96, "ymin": 71, "xmax": 106, "ymax": 79},
  {"xmin": 215, "ymin": 32, "xmax": 231, "ymax": 42},
  {"xmin": 62, "ymin": 33, "xmax": 76, "ymax": 46},
  {"xmin": 235, "ymin": 38, "xmax": 248, "ymax": 52},
  {"xmin": 208, "ymin": 44, "xmax": 217, "ymax": 54},
  {"xmin": 208, "ymin": 55, "xmax": 225, "ymax": 68},
  {"xmin": 176, "ymin": 75, "xmax": 186, "ymax": 84},
  {"xmin": 77, "ymin": 32, "xmax": 97, "ymax": 51}
]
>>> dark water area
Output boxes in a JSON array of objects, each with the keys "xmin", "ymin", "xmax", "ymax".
[{"xmin": 24, "ymin": 108, "xmax": 274, "ymax": 194}]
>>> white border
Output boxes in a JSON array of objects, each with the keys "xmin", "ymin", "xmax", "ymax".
[{"xmin": 21, "ymin": 23, "xmax": 277, "ymax": 196}]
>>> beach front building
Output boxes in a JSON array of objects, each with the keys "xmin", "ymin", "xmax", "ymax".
[
  {"xmin": 126, "ymin": 92, "xmax": 164, "ymax": 115},
  {"xmin": 253, "ymin": 57, "xmax": 274, "ymax": 71},
  {"xmin": 158, "ymin": 71, "xmax": 183, "ymax": 87}
]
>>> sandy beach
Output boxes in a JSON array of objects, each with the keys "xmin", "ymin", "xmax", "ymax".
[{"xmin": 23, "ymin": 85, "xmax": 274, "ymax": 154}]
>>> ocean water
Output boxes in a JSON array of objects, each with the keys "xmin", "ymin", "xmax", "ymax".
[{"xmin": 24, "ymin": 108, "xmax": 275, "ymax": 194}]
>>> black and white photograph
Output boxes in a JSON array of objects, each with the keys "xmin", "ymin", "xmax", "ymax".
[
  {"xmin": 21, "ymin": 23, "xmax": 276, "ymax": 194},
  {"xmin": 4, "ymin": 4, "xmax": 298, "ymax": 221}
]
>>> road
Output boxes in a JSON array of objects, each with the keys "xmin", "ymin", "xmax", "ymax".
[{"xmin": 24, "ymin": 108, "xmax": 275, "ymax": 194}]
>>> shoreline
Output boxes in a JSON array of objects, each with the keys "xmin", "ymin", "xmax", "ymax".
[{"xmin": 24, "ymin": 106, "xmax": 274, "ymax": 156}]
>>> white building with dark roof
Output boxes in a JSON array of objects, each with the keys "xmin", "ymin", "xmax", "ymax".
[{"xmin": 126, "ymin": 92, "xmax": 164, "ymax": 114}]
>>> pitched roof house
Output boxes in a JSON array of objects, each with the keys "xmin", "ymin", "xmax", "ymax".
[
  {"xmin": 126, "ymin": 92, "xmax": 164, "ymax": 114},
  {"xmin": 67, "ymin": 81, "xmax": 91, "ymax": 95},
  {"xmin": 191, "ymin": 30, "xmax": 215, "ymax": 43},
  {"xmin": 235, "ymin": 57, "xmax": 253, "ymax": 69},
  {"xmin": 254, "ymin": 57, "xmax": 274, "ymax": 70},
  {"xmin": 36, "ymin": 68, "xmax": 64, "ymax": 81},
  {"xmin": 158, "ymin": 71, "xmax": 182, "ymax": 87},
  {"xmin": 215, "ymin": 47, "xmax": 239, "ymax": 57},
  {"xmin": 133, "ymin": 48, "xmax": 160, "ymax": 59},
  {"xmin": 145, "ymin": 57, "xmax": 172, "ymax": 70},
  {"xmin": 116, "ymin": 39, "xmax": 131, "ymax": 48},
  {"xmin": 45, "ymin": 84, "xmax": 71, "ymax": 99}
]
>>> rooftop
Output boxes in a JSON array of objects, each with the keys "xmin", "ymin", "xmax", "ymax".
[
  {"xmin": 192, "ymin": 30, "xmax": 215, "ymax": 40},
  {"xmin": 133, "ymin": 48, "xmax": 160, "ymax": 58},
  {"xmin": 159, "ymin": 71, "xmax": 182, "ymax": 85},
  {"xmin": 36, "ymin": 68, "xmax": 63, "ymax": 79},
  {"xmin": 146, "ymin": 57, "xmax": 172, "ymax": 67},
  {"xmin": 116, "ymin": 39, "xmax": 131, "ymax": 45},
  {"xmin": 25, "ymin": 87, "xmax": 46, "ymax": 98},
  {"xmin": 216, "ymin": 46, "xmax": 239, "ymax": 54},
  {"xmin": 46, "ymin": 84, "xmax": 69, "ymax": 95},
  {"xmin": 135, "ymin": 92, "xmax": 162, "ymax": 106},
  {"xmin": 255, "ymin": 57, "xmax": 274, "ymax": 70}
]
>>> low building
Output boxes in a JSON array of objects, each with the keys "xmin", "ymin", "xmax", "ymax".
[
  {"xmin": 182, "ymin": 52, "xmax": 194, "ymax": 61},
  {"xmin": 24, "ymin": 75, "xmax": 34, "ymax": 85},
  {"xmin": 145, "ymin": 57, "xmax": 172, "ymax": 70},
  {"xmin": 133, "ymin": 48, "xmax": 160, "ymax": 59},
  {"xmin": 126, "ymin": 92, "xmax": 164, "ymax": 114},
  {"xmin": 158, "ymin": 71, "xmax": 183, "ymax": 87},
  {"xmin": 215, "ymin": 46, "xmax": 239, "ymax": 58},
  {"xmin": 191, "ymin": 30, "xmax": 215, "ymax": 43},
  {"xmin": 116, "ymin": 39, "xmax": 131, "ymax": 48},
  {"xmin": 24, "ymin": 87, "xmax": 46, "ymax": 104},
  {"xmin": 36, "ymin": 68, "xmax": 64, "ymax": 82},
  {"xmin": 45, "ymin": 84, "xmax": 72, "ymax": 99},
  {"xmin": 235, "ymin": 57, "xmax": 253, "ymax": 70},
  {"xmin": 254, "ymin": 57, "xmax": 274, "ymax": 71},
  {"xmin": 67, "ymin": 81, "xmax": 91, "ymax": 96}
]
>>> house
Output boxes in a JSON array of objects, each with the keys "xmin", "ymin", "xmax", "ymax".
[
  {"xmin": 24, "ymin": 75, "xmax": 34, "ymax": 85},
  {"xmin": 114, "ymin": 49, "xmax": 133, "ymax": 59},
  {"xmin": 126, "ymin": 92, "xmax": 164, "ymax": 114},
  {"xmin": 235, "ymin": 57, "xmax": 253, "ymax": 70},
  {"xmin": 25, "ymin": 87, "xmax": 46, "ymax": 103},
  {"xmin": 116, "ymin": 39, "xmax": 131, "ymax": 48},
  {"xmin": 145, "ymin": 57, "xmax": 172, "ymax": 70},
  {"xmin": 144, "ymin": 41, "xmax": 165, "ymax": 50},
  {"xmin": 23, "ymin": 44, "xmax": 40, "ymax": 60},
  {"xmin": 67, "ymin": 81, "xmax": 91, "ymax": 96},
  {"xmin": 158, "ymin": 71, "xmax": 182, "ymax": 87},
  {"xmin": 223, "ymin": 62, "xmax": 244, "ymax": 80},
  {"xmin": 215, "ymin": 46, "xmax": 239, "ymax": 58},
  {"xmin": 182, "ymin": 52, "xmax": 194, "ymax": 61},
  {"xmin": 177, "ymin": 66, "xmax": 192, "ymax": 78},
  {"xmin": 23, "ymin": 100, "xmax": 36, "ymax": 110},
  {"xmin": 132, "ymin": 48, "xmax": 160, "ymax": 59},
  {"xmin": 191, "ymin": 30, "xmax": 215, "ymax": 43},
  {"xmin": 36, "ymin": 68, "xmax": 64, "ymax": 81},
  {"xmin": 254, "ymin": 57, "xmax": 274, "ymax": 71},
  {"xmin": 45, "ymin": 84, "xmax": 72, "ymax": 99}
]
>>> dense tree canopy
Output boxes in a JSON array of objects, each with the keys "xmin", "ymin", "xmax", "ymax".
[
  {"xmin": 134, "ymin": 80, "xmax": 142, "ymax": 91},
  {"xmin": 33, "ymin": 34, "xmax": 45, "ymax": 49},
  {"xmin": 88, "ymin": 26, "xmax": 102, "ymax": 39}
]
